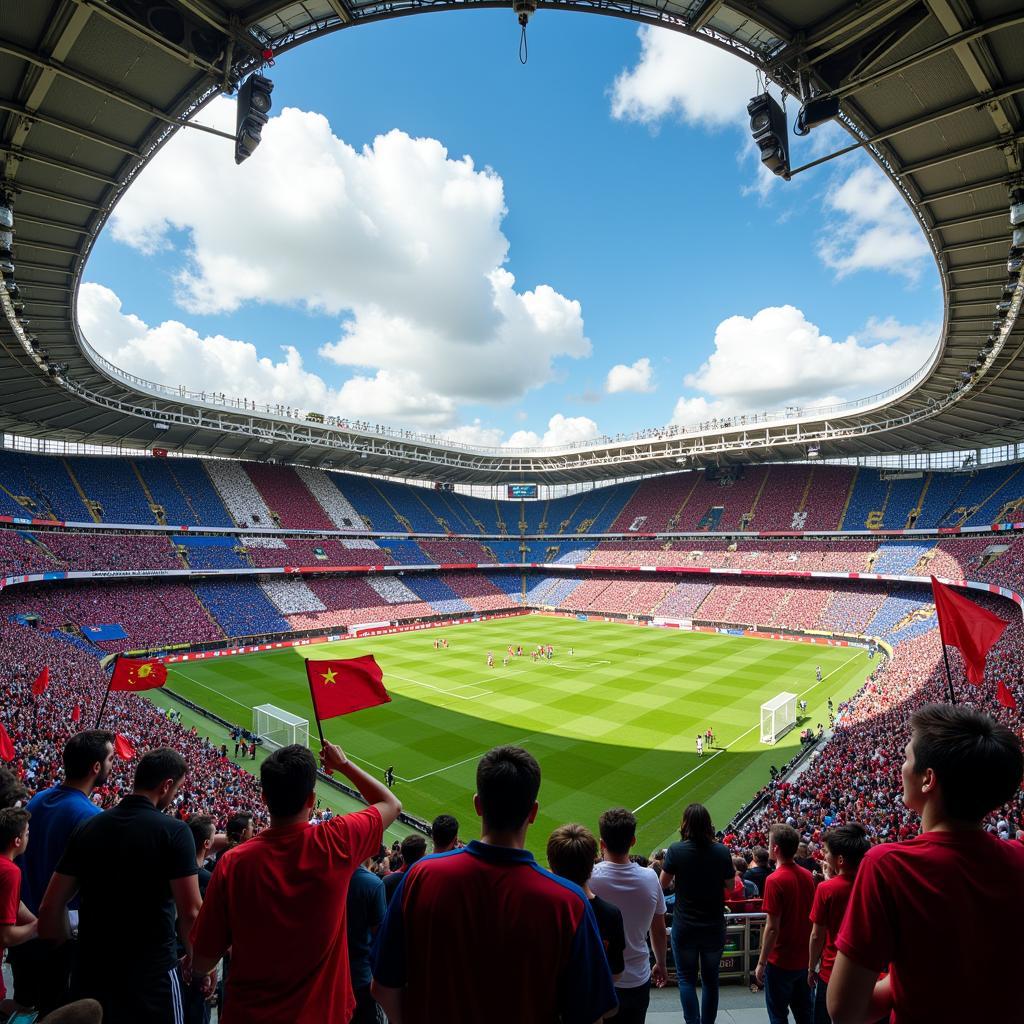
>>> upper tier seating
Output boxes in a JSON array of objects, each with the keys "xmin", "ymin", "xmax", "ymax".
[
  {"xmin": 244, "ymin": 463, "xmax": 335, "ymax": 531},
  {"xmin": 134, "ymin": 457, "xmax": 233, "ymax": 527},
  {"xmin": 295, "ymin": 467, "xmax": 366, "ymax": 530},
  {"xmin": 205, "ymin": 460, "xmax": 276, "ymax": 528},
  {"xmin": 66, "ymin": 457, "xmax": 155, "ymax": 525}
]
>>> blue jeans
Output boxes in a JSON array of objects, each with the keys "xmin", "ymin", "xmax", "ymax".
[
  {"xmin": 811, "ymin": 977, "xmax": 831, "ymax": 1024},
  {"xmin": 672, "ymin": 933, "xmax": 723, "ymax": 1024},
  {"xmin": 764, "ymin": 963, "xmax": 811, "ymax": 1024}
]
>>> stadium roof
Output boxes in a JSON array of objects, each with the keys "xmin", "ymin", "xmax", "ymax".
[{"xmin": 1, "ymin": 0, "xmax": 1022, "ymax": 483}]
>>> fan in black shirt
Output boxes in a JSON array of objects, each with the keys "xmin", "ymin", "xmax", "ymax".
[{"xmin": 39, "ymin": 749, "xmax": 204, "ymax": 1024}]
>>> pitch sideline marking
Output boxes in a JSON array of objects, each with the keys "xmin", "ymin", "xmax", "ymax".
[
  {"xmin": 389, "ymin": 671, "xmax": 493, "ymax": 701},
  {"xmin": 631, "ymin": 651, "xmax": 865, "ymax": 814},
  {"xmin": 171, "ymin": 669, "xmax": 254, "ymax": 714},
  {"xmin": 403, "ymin": 735, "xmax": 537, "ymax": 783}
]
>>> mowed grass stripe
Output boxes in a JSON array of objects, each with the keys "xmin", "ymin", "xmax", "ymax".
[{"xmin": 164, "ymin": 620, "xmax": 870, "ymax": 854}]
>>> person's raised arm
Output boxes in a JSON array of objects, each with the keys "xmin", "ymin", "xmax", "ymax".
[
  {"xmin": 321, "ymin": 742, "xmax": 401, "ymax": 828},
  {"xmin": 38, "ymin": 873, "xmax": 78, "ymax": 945}
]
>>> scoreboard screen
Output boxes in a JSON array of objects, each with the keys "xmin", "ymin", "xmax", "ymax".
[{"xmin": 507, "ymin": 484, "xmax": 538, "ymax": 499}]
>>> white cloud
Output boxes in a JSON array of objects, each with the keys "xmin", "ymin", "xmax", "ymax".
[
  {"xmin": 79, "ymin": 283, "xmax": 457, "ymax": 428},
  {"xmin": 504, "ymin": 413, "xmax": 600, "ymax": 449},
  {"xmin": 442, "ymin": 420, "xmax": 505, "ymax": 448},
  {"xmin": 606, "ymin": 357, "xmax": 655, "ymax": 394},
  {"xmin": 818, "ymin": 164, "xmax": 930, "ymax": 280},
  {"xmin": 107, "ymin": 99, "xmax": 590, "ymax": 408},
  {"xmin": 610, "ymin": 28, "xmax": 752, "ymax": 129},
  {"xmin": 670, "ymin": 305, "xmax": 935, "ymax": 423}
]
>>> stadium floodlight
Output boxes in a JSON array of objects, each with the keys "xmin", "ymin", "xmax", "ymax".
[
  {"xmin": 807, "ymin": 444, "xmax": 820, "ymax": 458},
  {"xmin": 747, "ymin": 93, "xmax": 790, "ymax": 179},
  {"xmin": 794, "ymin": 95, "xmax": 840, "ymax": 136},
  {"xmin": 996, "ymin": 300, "xmax": 1012, "ymax": 315},
  {"xmin": 153, "ymin": 421, "xmax": 171, "ymax": 431},
  {"xmin": 234, "ymin": 74, "xmax": 274, "ymax": 165},
  {"xmin": 1012, "ymin": 202, "xmax": 1024, "ymax": 227}
]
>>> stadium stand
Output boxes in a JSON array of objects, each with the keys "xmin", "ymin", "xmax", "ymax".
[
  {"xmin": 244, "ymin": 462, "xmax": 335, "ymax": 531},
  {"xmin": 295, "ymin": 466, "xmax": 366, "ymax": 530},
  {"xmin": 135, "ymin": 456, "xmax": 230, "ymax": 527},
  {"xmin": 193, "ymin": 580, "xmax": 290, "ymax": 637},
  {"xmin": 328, "ymin": 473, "xmax": 407, "ymax": 533},
  {"xmin": 179, "ymin": 536, "xmax": 251, "ymax": 570},
  {"xmin": 65, "ymin": 457, "xmax": 155, "ymax": 525},
  {"xmin": 0, "ymin": 529, "xmax": 59, "ymax": 573},
  {"xmin": 205, "ymin": 459, "xmax": 276, "ymax": 528},
  {"xmin": 260, "ymin": 575, "xmax": 327, "ymax": 615},
  {"xmin": 42, "ymin": 532, "xmax": 182, "ymax": 571},
  {"xmin": 0, "ymin": 451, "xmax": 88, "ymax": 522}
]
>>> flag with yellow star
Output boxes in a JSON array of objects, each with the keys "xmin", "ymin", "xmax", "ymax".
[
  {"xmin": 109, "ymin": 657, "xmax": 168, "ymax": 692},
  {"xmin": 305, "ymin": 654, "xmax": 390, "ymax": 721}
]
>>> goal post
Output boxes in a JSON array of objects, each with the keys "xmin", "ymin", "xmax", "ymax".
[
  {"xmin": 760, "ymin": 692, "xmax": 798, "ymax": 744},
  {"xmin": 253, "ymin": 704, "xmax": 310, "ymax": 751}
]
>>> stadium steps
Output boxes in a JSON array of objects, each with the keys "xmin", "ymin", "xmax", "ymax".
[
  {"xmin": 449, "ymin": 493, "xmax": 487, "ymax": 533},
  {"xmin": 746, "ymin": 465, "xmax": 772, "ymax": 526},
  {"xmin": 557, "ymin": 493, "xmax": 586, "ymax": 533},
  {"xmin": 130, "ymin": 462, "xmax": 167, "ymax": 525},
  {"xmin": 973, "ymin": 463, "xmax": 1024, "ymax": 524},
  {"xmin": 61, "ymin": 459, "xmax": 101, "ymax": 523},
  {"xmin": 493, "ymin": 500, "xmax": 509, "ymax": 535},
  {"xmin": 838, "ymin": 467, "xmax": 859, "ymax": 529},
  {"xmin": 907, "ymin": 474, "xmax": 932, "ymax": 528},
  {"xmin": 666, "ymin": 472, "xmax": 704, "ymax": 530},
  {"xmin": 405, "ymin": 486, "xmax": 448, "ymax": 532},
  {"xmin": 367, "ymin": 480, "xmax": 415, "ymax": 534},
  {"xmin": 797, "ymin": 467, "xmax": 816, "ymax": 515}
]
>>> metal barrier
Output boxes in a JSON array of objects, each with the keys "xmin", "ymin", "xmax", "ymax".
[{"xmin": 664, "ymin": 913, "xmax": 767, "ymax": 988}]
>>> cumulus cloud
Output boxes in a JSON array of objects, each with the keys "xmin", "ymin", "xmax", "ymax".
[
  {"xmin": 606, "ymin": 357, "xmax": 655, "ymax": 394},
  {"xmin": 670, "ymin": 305, "xmax": 935, "ymax": 424},
  {"xmin": 610, "ymin": 29, "xmax": 752, "ymax": 129},
  {"xmin": 504, "ymin": 413, "xmax": 601, "ymax": 449},
  {"xmin": 78, "ymin": 283, "xmax": 458, "ymax": 428},
  {"xmin": 818, "ymin": 164, "xmax": 930, "ymax": 280},
  {"xmin": 108, "ymin": 99, "xmax": 590, "ymax": 408}
]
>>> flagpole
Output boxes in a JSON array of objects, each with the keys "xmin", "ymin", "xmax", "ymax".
[
  {"xmin": 95, "ymin": 653, "xmax": 120, "ymax": 728},
  {"xmin": 940, "ymin": 642, "xmax": 957, "ymax": 705},
  {"xmin": 305, "ymin": 667, "xmax": 327, "ymax": 747}
]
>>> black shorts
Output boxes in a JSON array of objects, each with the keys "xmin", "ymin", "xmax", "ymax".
[
  {"xmin": 73, "ymin": 966, "xmax": 185, "ymax": 1024},
  {"xmin": 6, "ymin": 938, "xmax": 75, "ymax": 1014}
]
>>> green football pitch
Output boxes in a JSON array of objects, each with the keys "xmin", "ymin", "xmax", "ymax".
[{"xmin": 159, "ymin": 618, "xmax": 870, "ymax": 855}]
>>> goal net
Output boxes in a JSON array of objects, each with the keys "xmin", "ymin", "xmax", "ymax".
[
  {"xmin": 253, "ymin": 704, "xmax": 309, "ymax": 752},
  {"xmin": 760, "ymin": 692, "xmax": 798, "ymax": 744}
]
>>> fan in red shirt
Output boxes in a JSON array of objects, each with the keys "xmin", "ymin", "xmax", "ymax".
[
  {"xmin": 828, "ymin": 703, "xmax": 1024, "ymax": 1024},
  {"xmin": 755, "ymin": 823, "xmax": 815, "ymax": 1024},
  {"xmin": 0, "ymin": 807, "xmax": 37, "ymax": 999},
  {"xmin": 190, "ymin": 742, "xmax": 402, "ymax": 1024},
  {"xmin": 807, "ymin": 823, "xmax": 870, "ymax": 1023}
]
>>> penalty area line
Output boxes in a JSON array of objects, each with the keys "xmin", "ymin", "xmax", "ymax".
[
  {"xmin": 170, "ymin": 669, "xmax": 253, "ymax": 714},
  {"xmin": 631, "ymin": 650, "xmax": 865, "ymax": 815}
]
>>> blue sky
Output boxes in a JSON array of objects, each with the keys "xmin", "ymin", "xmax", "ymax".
[{"xmin": 81, "ymin": 11, "xmax": 940, "ymax": 447}]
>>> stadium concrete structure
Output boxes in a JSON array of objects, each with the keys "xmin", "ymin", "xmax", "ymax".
[{"xmin": 0, "ymin": 0, "xmax": 1023, "ymax": 888}]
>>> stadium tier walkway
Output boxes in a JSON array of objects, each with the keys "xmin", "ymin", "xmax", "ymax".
[{"xmin": 648, "ymin": 983, "xmax": 765, "ymax": 1021}]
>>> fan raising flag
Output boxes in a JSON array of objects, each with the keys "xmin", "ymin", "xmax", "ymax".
[
  {"xmin": 930, "ymin": 577, "xmax": 1009, "ymax": 702},
  {"xmin": 305, "ymin": 654, "xmax": 390, "ymax": 730},
  {"xmin": 109, "ymin": 658, "xmax": 168, "ymax": 692},
  {"xmin": 31, "ymin": 666, "xmax": 49, "ymax": 696}
]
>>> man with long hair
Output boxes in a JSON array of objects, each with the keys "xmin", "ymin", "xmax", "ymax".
[{"xmin": 660, "ymin": 804, "xmax": 734, "ymax": 1024}]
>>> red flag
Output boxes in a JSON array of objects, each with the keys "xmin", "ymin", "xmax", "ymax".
[
  {"xmin": 109, "ymin": 658, "xmax": 167, "ymax": 692},
  {"xmin": 305, "ymin": 655, "xmax": 390, "ymax": 722},
  {"xmin": 930, "ymin": 577, "xmax": 1008, "ymax": 685},
  {"xmin": 114, "ymin": 734, "xmax": 137, "ymax": 759},
  {"xmin": 31, "ymin": 666, "xmax": 49, "ymax": 696},
  {"xmin": 71, "ymin": 705, "xmax": 81, "ymax": 723},
  {"xmin": 0, "ymin": 723, "xmax": 13, "ymax": 762},
  {"xmin": 997, "ymin": 681, "xmax": 1018, "ymax": 711}
]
